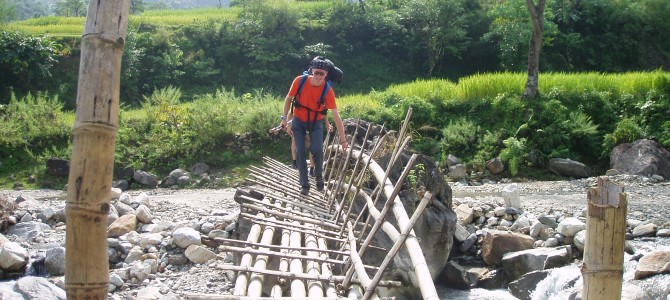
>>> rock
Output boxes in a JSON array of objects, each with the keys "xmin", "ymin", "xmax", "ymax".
[
  {"xmin": 172, "ymin": 227, "xmax": 202, "ymax": 248},
  {"xmin": 107, "ymin": 215, "xmax": 138, "ymax": 238},
  {"xmin": 634, "ymin": 250, "xmax": 670, "ymax": 280},
  {"xmin": 437, "ymin": 261, "xmax": 478, "ymax": 289},
  {"xmin": 481, "ymin": 230, "xmax": 535, "ymax": 266},
  {"xmin": 501, "ymin": 246, "xmax": 572, "ymax": 281},
  {"xmin": 133, "ymin": 171, "xmax": 158, "ymax": 188},
  {"xmin": 0, "ymin": 281, "xmax": 24, "ymax": 299},
  {"xmin": 191, "ymin": 163, "xmax": 210, "ymax": 176},
  {"xmin": 610, "ymin": 139, "xmax": 670, "ymax": 179},
  {"xmin": 135, "ymin": 205, "xmax": 153, "ymax": 224},
  {"xmin": 501, "ymin": 183, "xmax": 520, "ymax": 208},
  {"xmin": 45, "ymin": 247, "xmax": 66, "ymax": 276},
  {"xmin": 455, "ymin": 203, "xmax": 474, "ymax": 225},
  {"xmin": 449, "ymin": 164, "xmax": 468, "ymax": 180},
  {"xmin": 631, "ymin": 223, "xmax": 657, "ymax": 238},
  {"xmin": 46, "ymin": 158, "xmax": 70, "ymax": 177},
  {"xmin": 0, "ymin": 241, "xmax": 28, "ymax": 270},
  {"xmin": 548, "ymin": 158, "xmax": 591, "ymax": 178},
  {"xmin": 556, "ymin": 217, "xmax": 585, "ymax": 237},
  {"xmin": 486, "ymin": 157, "xmax": 505, "ymax": 175},
  {"xmin": 508, "ymin": 270, "xmax": 550, "ymax": 300},
  {"xmin": 6, "ymin": 221, "xmax": 51, "ymax": 241},
  {"xmin": 15, "ymin": 276, "xmax": 66, "ymax": 299},
  {"xmin": 185, "ymin": 244, "xmax": 219, "ymax": 264}
]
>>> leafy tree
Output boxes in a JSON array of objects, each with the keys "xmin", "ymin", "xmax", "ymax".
[
  {"xmin": 130, "ymin": 0, "xmax": 145, "ymax": 14},
  {"xmin": 235, "ymin": 0, "xmax": 304, "ymax": 85},
  {"xmin": 0, "ymin": 0, "xmax": 16, "ymax": 23},
  {"xmin": 399, "ymin": 0, "xmax": 469, "ymax": 76},
  {"xmin": 484, "ymin": 0, "xmax": 557, "ymax": 72},
  {"xmin": 0, "ymin": 31, "xmax": 60, "ymax": 103},
  {"xmin": 54, "ymin": 0, "xmax": 86, "ymax": 17},
  {"xmin": 11, "ymin": 0, "xmax": 49, "ymax": 20}
]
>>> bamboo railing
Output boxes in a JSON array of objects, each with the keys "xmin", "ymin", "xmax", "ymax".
[{"xmin": 186, "ymin": 108, "xmax": 438, "ymax": 300}]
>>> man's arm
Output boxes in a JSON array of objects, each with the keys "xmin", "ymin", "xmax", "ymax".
[
  {"xmin": 330, "ymin": 108, "xmax": 348, "ymax": 150},
  {"xmin": 282, "ymin": 95, "xmax": 292, "ymax": 135}
]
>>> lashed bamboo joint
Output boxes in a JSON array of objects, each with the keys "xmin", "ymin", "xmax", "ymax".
[{"xmin": 188, "ymin": 110, "xmax": 439, "ymax": 300}]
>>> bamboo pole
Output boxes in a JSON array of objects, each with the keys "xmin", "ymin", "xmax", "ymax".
[
  {"xmin": 272, "ymin": 202, "xmax": 294, "ymax": 297},
  {"xmin": 582, "ymin": 177, "xmax": 627, "ymax": 300},
  {"xmin": 214, "ymin": 237, "xmax": 349, "ymax": 257},
  {"xmin": 362, "ymin": 192, "xmax": 434, "ymax": 300},
  {"xmin": 318, "ymin": 234, "xmax": 338, "ymax": 297},
  {"xmin": 238, "ymin": 194, "xmax": 333, "ymax": 223},
  {"xmin": 65, "ymin": 1, "xmax": 129, "ymax": 299},
  {"xmin": 306, "ymin": 223, "xmax": 324, "ymax": 296},
  {"xmin": 233, "ymin": 198, "xmax": 267, "ymax": 296},
  {"xmin": 216, "ymin": 265, "xmax": 402, "ymax": 287},
  {"xmin": 290, "ymin": 216, "xmax": 306, "ymax": 296},
  {"xmin": 247, "ymin": 200, "xmax": 279, "ymax": 297},
  {"xmin": 345, "ymin": 226, "xmax": 380, "ymax": 300},
  {"xmin": 240, "ymin": 203, "xmax": 340, "ymax": 230},
  {"xmin": 239, "ymin": 214, "xmax": 346, "ymax": 243}
]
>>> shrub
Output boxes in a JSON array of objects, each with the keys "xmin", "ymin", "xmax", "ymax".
[{"xmin": 601, "ymin": 118, "xmax": 644, "ymax": 157}]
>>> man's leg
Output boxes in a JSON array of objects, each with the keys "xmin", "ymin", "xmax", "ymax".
[
  {"xmin": 291, "ymin": 138, "xmax": 297, "ymax": 169},
  {"xmin": 309, "ymin": 121, "xmax": 325, "ymax": 191},
  {"xmin": 292, "ymin": 118, "xmax": 310, "ymax": 194}
]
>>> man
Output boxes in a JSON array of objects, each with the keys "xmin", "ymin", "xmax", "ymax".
[{"xmin": 281, "ymin": 57, "xmax": 348, "ymax": 195}]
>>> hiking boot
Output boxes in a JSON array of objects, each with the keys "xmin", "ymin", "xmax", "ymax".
[
  {"xmin": 291, "ymin": 160, "xmax": 297, "ymax": 169},
  {"xmin": 316, "ymin": 180, "xmax": 324, "ymax": 192},
  {"xmin": 300, "ymin": 187, "xmax": 309, "ymax": 195},
  {"xmin": 309, "ymin": 167, "xmax": 314, "ymax": 177}
]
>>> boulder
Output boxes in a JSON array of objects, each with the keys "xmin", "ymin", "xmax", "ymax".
[
  {"xmin": 610, "ymin": 139, "xmax": 670, "ymax": 179},
  {"xmin": 634, "ymin": 250, "xmax": 670, "ymax": 280},
  {"xmin": 501, "ymin": 246, "xmax": 573, "ymax": 281},
  {"xmin": 46, "ymin": 158, "xmax": 70, "ymax": 177},
  {"xmin": 481, "ymin": 230, "xmax": 535, "ymax": 266},
  {"xmin": 548, "ymin": 158, "xmax": 591, "ymax": 178}
]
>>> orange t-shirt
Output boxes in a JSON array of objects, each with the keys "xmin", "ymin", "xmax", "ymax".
[{"xmin": 288, "ymin": 75, "xmax": 337, "ymax": 123}]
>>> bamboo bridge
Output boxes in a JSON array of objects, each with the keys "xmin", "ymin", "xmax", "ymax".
[{"xmin": 185, "ymin": 110, "xmax": 440, "ymax": 300}]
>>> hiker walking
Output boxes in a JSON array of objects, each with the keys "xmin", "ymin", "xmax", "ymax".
[{"xmin": 281, "ymin": 56, "xmax": 348, "ymax": 195}]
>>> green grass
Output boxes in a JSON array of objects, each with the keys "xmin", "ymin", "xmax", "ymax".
[{"xmin": 1, "ymin": 2, "xmax": 332, "ymax": 37}]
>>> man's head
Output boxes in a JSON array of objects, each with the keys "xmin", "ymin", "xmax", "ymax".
[{"xmin": 310, "ymin": 56, "xmax": 332, "ymax": 75}]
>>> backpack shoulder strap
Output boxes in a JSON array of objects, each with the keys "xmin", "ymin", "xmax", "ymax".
[
  {"xmin": 292, "ymin": 74, "xmax": 310, "ymax": 110},
  {"xmin": 318, "ymin": 81, "xmax": 331, "ymax": 115}
]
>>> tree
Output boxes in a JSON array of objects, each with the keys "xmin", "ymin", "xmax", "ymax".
[
  {"xmin": 522, "ymin": 0, "xmax": 546, "ymax": 100},
  {"xmin": 130, "ymin": 0, "xmax": 145, "ymax": 14},
  {"xmin": 55, "ymin": 0, "xmax": 86, "ymax": 17},
  {"xmin": 399, "ymin": 0, "xmax": 469, "ymax": 76},
  {"xmin": 0, "ymin": 30, "xmax": 60, "ymax": 102},
  {"xmin": 0, "ymin": 0, "xmax": 16, "ymax": 23}
]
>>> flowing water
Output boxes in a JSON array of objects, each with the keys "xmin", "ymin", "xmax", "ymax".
[{"xmin": 436, "ymin": 238, "xmax": 670, "ymax": 300}]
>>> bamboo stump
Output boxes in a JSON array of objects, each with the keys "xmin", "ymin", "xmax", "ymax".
[{"xmin": 582, "ymin": 177, "xmax": 627, "ymax": 299}]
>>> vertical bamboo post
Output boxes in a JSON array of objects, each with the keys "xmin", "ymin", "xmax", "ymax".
[
  {"xmin": 582, "ymin": 177, "xmax": 627, "ymax": 300},
  {"xmin": 65, "ymin": 1, "xmax": 129, "ymax": 299}
]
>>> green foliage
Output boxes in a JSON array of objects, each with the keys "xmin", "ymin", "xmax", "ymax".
[
  {"xmin": 499, "ymin": 137, "xmax": 528, "ymax": 176},
  {"xmin": 601, "ymin": 118, "xmax": 644, "ymax": 156},
  {"xmin": 0, "ymin": 92, "xmax": 70, "ymax": 175},
  {"xmin": 439, "ymin": 118, "xmax": 481, "ymax": 159},
  {"xmin": 0, "ymin": 30, "xmax": 60, "ymax": 102},
  {"xmin": 0, "ymin": 0, "xmax": 16, "ymax": 23},
  {"xmin": 54, "ymin": 0, "xmax": 86, "ymax": 18}
]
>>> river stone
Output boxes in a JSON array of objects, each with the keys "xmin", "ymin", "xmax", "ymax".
[{"xmin": 634, "ymin": 250, "xmax": 670, "ymax": 280}]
